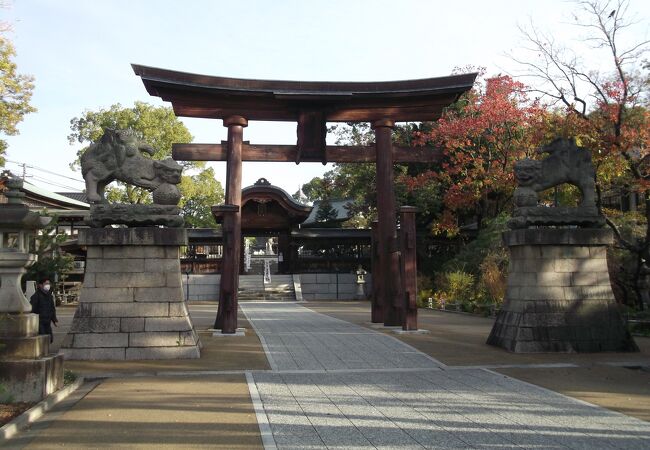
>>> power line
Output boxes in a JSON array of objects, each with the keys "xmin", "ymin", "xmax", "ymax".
[
  {"xmin": 28, "ymin": 175, "xmax": 84, "ymax": 192},
  {"xmin": 5, "ymin": 159, "xmax": 85, "ymax": 184}
]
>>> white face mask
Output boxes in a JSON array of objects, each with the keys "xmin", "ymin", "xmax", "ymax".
[{"xmin": 43, "ymin": 284, "xmax": 51, "ymax": 292}]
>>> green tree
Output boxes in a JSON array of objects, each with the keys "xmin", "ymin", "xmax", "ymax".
[
  {"xmin": 179, "ymin": 167, "xmax": 224, "ymax": 228},
  {"xmin": 24, "ymin": 215, "xmax": 75, "ymax": 285},
  {"xmin": 0, "ymin": 33, "xmax": 36, "ymax": 166},
  {"xmin": 314, "ymin": 198, "xmax": 338, "ymax": 225},
  {"xmin": 297, "ymin": 176, "xmax": 327, "ymax": 203},
  {"xmin": 68, "ymin": 102, "xmax": 224, "ymax": 226},
  {"xmin": 68, "ymin": 102, "xmax": 194, "ymax": 167}
]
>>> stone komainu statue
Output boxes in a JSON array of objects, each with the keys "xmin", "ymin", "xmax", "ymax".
[
  {"xmin": 509, "ymin": 138, "xmax": 604, "ymax": 229},
  {"xmin": 80, "ymin": 128, "xmax": 184, "ymax": 227},
  {"xmin": 81, "ymin": 128, "xmax": 182, "ymax": 205}
]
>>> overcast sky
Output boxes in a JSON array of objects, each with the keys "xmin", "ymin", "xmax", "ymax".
[{"xmin": 2, "ymin": 0, "xmax": 648, "ymax": 196}]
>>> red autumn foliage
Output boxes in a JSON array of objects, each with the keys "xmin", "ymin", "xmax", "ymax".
[{"xmin": 405, "ymin": 74, "xmax": 542, "ymax": 235}]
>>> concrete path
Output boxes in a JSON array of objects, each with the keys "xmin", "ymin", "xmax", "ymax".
[{"xmin": 242, "ymin": 302, "xmax": 650, "ymax": 449}]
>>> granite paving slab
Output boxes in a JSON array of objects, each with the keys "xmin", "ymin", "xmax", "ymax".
[
  {"xmin": 240, "ymin": 303, "xmax": 442, "ymax": 372},
  {"xmin": 243, "ymin": 302, "xmax": 650, "ymax": 449}
]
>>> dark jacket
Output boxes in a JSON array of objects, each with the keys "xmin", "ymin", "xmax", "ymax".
[{"xmin": 30, "ymin": 289, "xmax": 58, "ymax": 323}]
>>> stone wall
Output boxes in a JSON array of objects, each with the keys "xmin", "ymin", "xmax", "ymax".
[
  {"xmin": 299, "ymin": 273, "xmax": 372, "ymax": 301},
  {"xmin": 182, "ymin": 273, "xmax": 372, "ymax": 301},
  {"xmin": 185, "ymin": 274, "xmax": 221, "ymax": 301},
  {"xmin": 62, "ymin": 228, "xmax": 201, "ymax": 360}
]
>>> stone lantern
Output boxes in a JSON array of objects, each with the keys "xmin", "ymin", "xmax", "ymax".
[
  {"xmin": 355, "ymin": 265, "xmax": 367, "ymax": 300},
  {"xmin": 0, "ymin": 172, "xmax": 63, "ymax": 402}
]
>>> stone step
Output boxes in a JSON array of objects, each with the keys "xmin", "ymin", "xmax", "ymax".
[
  {"xmin": 0, "ymin": 335, "xmax": 51, "ymax": 359},
  {"xmin": 238, "ymin": 289, "xmax": 295, "ymax": 294},
  {"xmin": 2, "ymin": 353, "xmax": 64, "ymax": 402},
  {"xmin": 238, "ymin": 275, "xmax": 295, "ymax": 301},
  {"xmin": 0, "ymin": 313, "xmax": 39, "ymax": 338},
  {"xmin": 237, "ymin": 289, "xmax": 296, "ymax": 302}
]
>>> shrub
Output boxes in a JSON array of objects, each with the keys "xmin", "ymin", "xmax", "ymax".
[
  {"xmin": 416, "ymin": 289, "xmax": 435, "ymax": 308},
  {"xmin": 442, "ymin": 213, "xmax": 510, "ymax": 274},
  {"xmin": 479, "ymin": 249, "xmax": 508, "ymax": 305},
  {"xmin": 445, "ymin": 270, "xmax": 475, "ymax": 303},
  {"xmin": 428, "ymin": 270, "xmax": 476, "ymax": 310},
  {"xmin": 63, "ymin": 370, "xmax": 77, "ymax": 386}
]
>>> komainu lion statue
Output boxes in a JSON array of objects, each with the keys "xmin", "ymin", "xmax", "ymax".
[
  {"xmin": 514, "ymin": 138, "xmax": 596, "ymax": 207},
  {"xmin": 509, "ymin": 138, "xmax": 603, "ymax": 229},
  {"xmin": 81, "ymin": 128, "xmax": 182, "ymax": 204}
]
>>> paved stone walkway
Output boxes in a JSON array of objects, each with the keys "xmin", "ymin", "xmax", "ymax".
[
  {"xmin": 242, "ymin": 303, "xmax": 441, "ymax": 372},
  {"xmin": 242, "ymin": 302, "xmax": 650, "ymax": 450}
]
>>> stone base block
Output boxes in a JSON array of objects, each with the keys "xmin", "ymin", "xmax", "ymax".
[
  {"xmin": 84, "ymin": 207, "xmax": 184, "ymax": 229},
  {"xmin": 78, "ymin": 227, "xmax": 187, "ymax": 246},
  {"xmin": 60, "ymin": 347, "xmax": 126, "ymax": 360},
  {"xmin": 0, "ymin": 335, "xmax": 50, "ymax": 359},
  {"xmin": 0, "ymin": 313, "xmax": 38, "ymax": 338},
  {"xmin": 487, "ymin": 302, "xmax": 638, "ymax": 352},
  {"xmin": 63, "ymin": 312, "xmax": 201, "ymax": 360},
  {"xmin": 488, "ymin": 229, "xmax": 638, "ymax": 353},
  {"xmin": 62, "ymin": 233, "xmax": 201, "ymax": 360},
  {"xmin": 0, "ymin": 354, "xmax": 64, "ymax": 403},
  {"xmin": 367, "ymin": 323, "xmax": 401, "ymax": 329},
  {"xmin": 212, "ymin": 328, "xmax": 246, "ymax": 337},
  {"xmin": 392, "ymin": 329, "xmax": 430, "ymax": 335}
]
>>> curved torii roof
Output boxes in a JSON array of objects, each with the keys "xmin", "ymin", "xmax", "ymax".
[{"xmin": 132, "ymin": 64, "xmax": 477, "ymax": 122}]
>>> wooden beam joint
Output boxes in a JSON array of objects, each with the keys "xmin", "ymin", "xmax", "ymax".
[{"xmin": 296, "ymin": 110, "xmax": 327, "ymax": 165}]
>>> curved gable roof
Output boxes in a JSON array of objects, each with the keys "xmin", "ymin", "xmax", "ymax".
[{"xmin": 241, "ymin": 178, "xmax": 312, "ymax": 220}]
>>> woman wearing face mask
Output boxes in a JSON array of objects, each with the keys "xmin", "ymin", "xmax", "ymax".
[{"xmin": 30, "ymin": 278, "xmax": 58, "ymax": 343}]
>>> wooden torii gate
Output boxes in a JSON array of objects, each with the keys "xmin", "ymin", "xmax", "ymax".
[{"xmin": 133, "ymin": 64, "xmax": 476, "ymax": 333}]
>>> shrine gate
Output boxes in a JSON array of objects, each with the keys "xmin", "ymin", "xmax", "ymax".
[{"xmin": 133, "ymin": 64, "xmax": 476, "ymax": 333}]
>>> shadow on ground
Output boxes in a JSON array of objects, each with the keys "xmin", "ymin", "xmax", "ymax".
[
  {"xmin": 9, "ymin": 375, "xmax": 262, "ymax": 450},
  {"xmin": 305, "ymin": 300, "xmax": 650, "ymax": 422}
]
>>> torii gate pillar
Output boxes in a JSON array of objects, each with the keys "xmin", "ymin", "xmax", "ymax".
[
  {"xmin": 373, "ymin": 119, "xmax": 403, "ymax": 326},
  {"xmin": 214, "ymin": 116, "xmax": 248, "ymax": 333}
]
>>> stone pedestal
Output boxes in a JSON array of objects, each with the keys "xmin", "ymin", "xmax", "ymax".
[
  {"xmin": 1, "ymin": 314, "xmax": 64, "ymax": 403},
  {"xmin": 487, "ymin": 229, "xmax": 638, "ymax": 353},
  {"xmin": 61, "ymin": 228, "xmax": 201, "ymax": 360},
  {"xmin": 0, "ymin": 253, "xmax": 64, "ymax": 402}
]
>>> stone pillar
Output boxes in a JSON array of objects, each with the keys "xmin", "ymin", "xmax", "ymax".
[
  {"xmin": 62, "ymin": 228, "xmax": 200, "ymax": 360},
  {"xmin": 399, "ymin": 206, "xmax": 418, "ymax": 331},
  {"xmin": 214, "ymin": 116, "xmax": 247, "ymax": 334},
  {"xmin": 487, "ymin": 229, "xmax": 638, "ymax": 353},
  {"xmin": 373, "ymin": 119, "xmax": 402, "ymax": 326}
]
